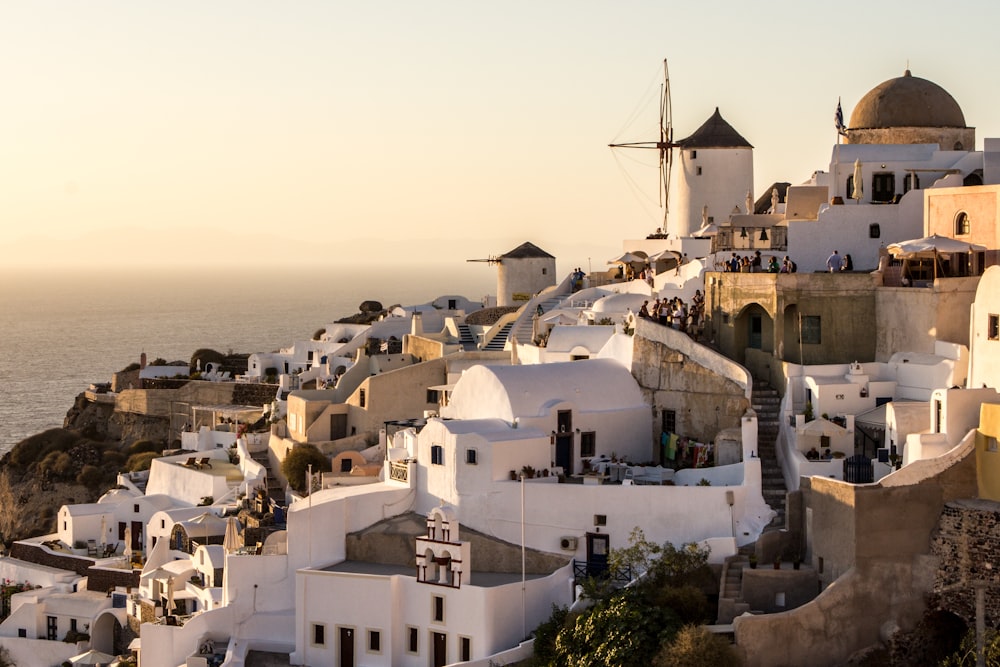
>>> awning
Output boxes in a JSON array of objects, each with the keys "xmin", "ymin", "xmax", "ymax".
[{"xmin": 855, "ymin": 404, "xmax": 888, "ymax": 428}]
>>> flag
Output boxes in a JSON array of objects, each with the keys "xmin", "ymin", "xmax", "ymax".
[{"xmin": 835, "ymin": 98, "xmax": 847, "ymax": 136}]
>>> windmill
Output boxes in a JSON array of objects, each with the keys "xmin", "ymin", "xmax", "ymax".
[{"xmin": 609, "ymin": 59, "xmax": 678, "ymax": 230}]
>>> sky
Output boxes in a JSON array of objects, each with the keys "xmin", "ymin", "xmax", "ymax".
[{"xmin": 4, "ymin": 1, "xmax": 1000, "ymax": 274}]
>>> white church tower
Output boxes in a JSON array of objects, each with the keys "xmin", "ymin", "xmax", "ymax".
[{"xmin": 668, "ymin": 108, "xmax": 754, "ymax": 239}]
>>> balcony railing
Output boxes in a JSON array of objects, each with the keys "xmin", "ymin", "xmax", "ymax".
[{"xmin": 389, "ymin": 461, "xmax": 410, "ymax": 483}]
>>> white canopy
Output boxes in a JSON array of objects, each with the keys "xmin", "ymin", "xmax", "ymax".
[{"xmin": 887, "ymin": 234, "xmax": 986, "ymax": 258}]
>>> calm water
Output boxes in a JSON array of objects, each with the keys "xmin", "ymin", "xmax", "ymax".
[{"xmin": 0, "ymin": 265, "xmax": 493, "ymax": 453}]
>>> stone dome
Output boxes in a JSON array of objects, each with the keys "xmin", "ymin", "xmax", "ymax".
[{"xmin": 849, "ymin": 70, "xmax": 966, "ymax": 129}]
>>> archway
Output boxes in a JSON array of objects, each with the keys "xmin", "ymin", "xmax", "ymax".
[
  {"xmin": 733, "ymin": 302, "xmax": 774, "ymax": 364},
  {"xmin": 91, "ymin": 608, "xmax": 127, "ymax": 655}
]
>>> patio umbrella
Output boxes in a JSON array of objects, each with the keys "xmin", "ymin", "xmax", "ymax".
[
  {"xmin": 851, "ymin": 159, "xmax": 863, "ymax": 201},
  {"xmin": 123, "ymin": 526, "xmax": 132, "ymax": 564},
  {"xmin": 165, "ymin": 576, "xmax": 176, "ymax": 614},
  {"xmin": 888, "ymin": 234, "xmax": 986, "ymax": 279},
  {"xmin": 223, "ymin": 516, "xmax": 243, "ymax": 554},
  {"xmin": 607, "ymin": 252, "xmax": 645, "ymax": 265},
  {"xmin": 887, "ymin": 234, "xmax": 986, "ymax": 258},
  {"xmin": 187, "ymin": 511, "xmax": 226, "ymax": 548}
]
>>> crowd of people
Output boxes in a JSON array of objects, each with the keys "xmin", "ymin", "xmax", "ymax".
[
  {"xmin": 720, "ymin": 251, "xmax": 798, "ymax": 273},
  {"xmin": 637, "ymin": 290, "xmax": 705, "ymax": 336}
]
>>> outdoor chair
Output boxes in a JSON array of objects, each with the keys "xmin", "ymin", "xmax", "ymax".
[
  {"xmin": 184, "ymin": 457, "xmax": 198, "ymax": 467},
  {"xmin": 197, "ymin": 457, "xmax": 213, "ymax": 469}
]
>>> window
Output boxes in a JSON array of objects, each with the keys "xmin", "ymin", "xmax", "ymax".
[
  {"xmin": 160, "ymin": 519, "xmax": 165, "ymax": 529},
  {"xmin": 134, "ymin": 504, "xmax": 140, "ymax": 513},
  {"xmin": 956, "ymin": 211, "xmax": 971, "ymax": 235},
  {"xmin": 312, "ymin": 623, "xmax": 326, "ymax": 646},
  {"xmin": 594, "ymin": 514, "xmax": 607, "ymax": 526},
  {"xmin": 368, "ymin": 629, "xmax": 381, "ymax": 653},
  {"xmin": 989, "ymin": 314, "xmax": 1000, "ymax": 341},
  {"xmin": 70, "ymin": 619, "xmax": 78, "ymax": 632},
  {"xmin": 17, "ymin": 629, "xmax": 25, "ymax": 638},
  {"xmin": 869, "ymin": 223, "xmax": 880, "ymax": 239},
  {"xmin": 465, "ymin": 449, "xmax": 477, "ymax": 465},
  {"xmin": 690, "ymin": 150, "xmax": 697, "ymax": 159},
  {"xmin": 359, "ymin": 389, "xmax": 366, "ymax": 408},
  {"xmin": 580, "ymin": 432, "xmax": 596, "ymax": 458},
  {"xmin": 433, "ymin": 595, "xmax": 445, "ymax": 622},
  {"xmin": 696, "ymin": 166, "xmax": 703, "ymax": 176},
  {"xmin": 662, "ymin": 409, "xmax": 677, "ymax": 435},
  {"xmin": 460, "ymin": 636, "xmax": 472, "ymax": 661},
  {"xmin": 903, "ymin": 172, "xmax": 920, "ymax": 193},
  {"xmin": 47, "ymin": 616, "xmax": 57, "ymax": 641},
  {"xmin": 427, "ymin": 389, "xmax": 439, "ymax": 404},
  {"xmin": 846, "ymin": 175, "xmax": 854, "ymax": 197},
  {"xmin": 431, "ymin": 445, "xmax": 444, "ymax": 465},
  {"xmin": 800, "ymin": 316, "xmax": 821, "ymax": 345},
  {"xmin": 407, "ymin": 626, "xmax": 419, "ymax": 653},
  {"xmin": 542, "ymin": 267, "xmax": 548, "ymax": 275},
  {"xmin": 871, "ymin": 172, "xmax": 895, "ymax": 203}
]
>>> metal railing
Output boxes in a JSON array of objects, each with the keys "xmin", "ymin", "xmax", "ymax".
[{"xmin": 389, "ymin": 461, "xmax": 410, "ymax": 483}]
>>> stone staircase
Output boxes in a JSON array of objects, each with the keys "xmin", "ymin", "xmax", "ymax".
[
  {"xmin": 456, "ymin": 322, "xmax": 477, "ymax": 350},
  {"xmin": 509, "ymin": 294, "xmax": 567, "ymax": 344},
  {"xmin": 753, "ymin": 380, "xmax": 787, "ymax": 527},
  {"xmin": 716, "ymin": 554, "xmax": 752, "ymax": 623},
  {"xmin": 482, "ymin": 321, "xmax": 515, "ymax": 351},
  {"xmin": 250, "ymin": 449, "xmax": 286, "ymax": 506}
]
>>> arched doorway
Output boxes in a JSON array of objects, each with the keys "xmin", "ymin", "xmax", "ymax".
[
  {"xmin": 733, "ymin": 303, "xmax": 773, "ymax": 364},
  {"xmin": 91, "ymin": 608, "xmax": 127, "ymax": 655}
]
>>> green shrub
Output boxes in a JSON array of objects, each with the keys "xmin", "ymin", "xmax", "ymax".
[
  {"xmin": 126, "ymin": 452, "xmax": 159, "ymax": 472},
  {"xmin": 121, "ymin": 362, "xmax": 141, "ymax": 372},
  {"xmin": 102, "ymin": 450, "xmax": 127, "ymax": 468},
  {"xmin": 653, "ymin": 624, "xmax": 740, "ymax": 667},
  {"xmin": 281, "ymin": 444, "xmax": 331, "ymax": 494},
  {"xmin": 129, "ymin": 439, "xmax": 161, "ymax": 455},
  {"xmin": 76, "ymin": 465, "xmax": 103, "ymax": 489},
  {"xmin": 39, "ymin": 451, "xmax": 74, "ymax": 480}
]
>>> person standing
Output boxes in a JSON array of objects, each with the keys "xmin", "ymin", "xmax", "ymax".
[{"xmin": 826, "ymin": 250, "xmax": 843, "ymax": 272}]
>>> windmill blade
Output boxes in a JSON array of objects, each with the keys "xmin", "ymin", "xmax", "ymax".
[{"xmin": 662, "ymin": 59, "xmax": 673, "ymax": 215}]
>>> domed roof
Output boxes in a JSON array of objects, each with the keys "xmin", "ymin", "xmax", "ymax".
[{"xmin": 849, "ymin": 70, "xmax": 966, "ymax": 129}]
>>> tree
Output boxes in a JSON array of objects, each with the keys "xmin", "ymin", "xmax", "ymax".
[{"xmin": 281, "ymin": 445, "xmax": 331, "ymax": 494}]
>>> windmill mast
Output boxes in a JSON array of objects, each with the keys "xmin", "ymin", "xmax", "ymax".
[{"xmin": 609, "ymin": 59, "xmax": 675, "ymax": 230}]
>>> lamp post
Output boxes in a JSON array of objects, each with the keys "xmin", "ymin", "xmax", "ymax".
[{"xmin": 520, "ymin": 473, "xmax": 526, "ymax": 640}]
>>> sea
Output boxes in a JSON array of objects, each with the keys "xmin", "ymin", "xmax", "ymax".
[{"xmin": 0, "ymin": 264, "xmax": 494, "ymax": 455}]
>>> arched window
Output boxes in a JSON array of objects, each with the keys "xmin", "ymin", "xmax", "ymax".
[{"xmin": 955, "ymin": 212, "xmax": 970, "ymax": 236}]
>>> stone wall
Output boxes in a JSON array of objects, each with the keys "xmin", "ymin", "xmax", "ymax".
[
  {"xmin": 735, "ymin": 433, "xmax": 978, "ymax": 666},
  {"xmin": 7, "ymin": 543, "xmax": 140, "ymax": 591},
  {"xmin": 632, "ymin": 322, "xmax": 749, "ymax": 445},
  {"xmin": 930, "ymin": 498, "xmax": 1000, "ymax": 626}
]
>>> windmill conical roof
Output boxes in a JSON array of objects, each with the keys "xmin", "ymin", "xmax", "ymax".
[{"xmin": 676, "ymin": 108, "xmax": 753, "ymax": 149}]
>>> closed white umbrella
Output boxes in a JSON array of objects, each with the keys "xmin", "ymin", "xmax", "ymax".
[
  {"xmin": 165, "ymin": 576, "xmax": 176, "ymax": 614},
  {"xmin": 851, "ymin": 159, "xmax": 863, "ymax": 201},
  {"xmin": 223, "ymin": 516, "xmax": 243, "ymax": 554},
  {"xmin": 123, "ymin": 526, "xmax": 133, "ymax": 565}
]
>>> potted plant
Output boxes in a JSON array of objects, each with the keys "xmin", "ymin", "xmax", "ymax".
[
  {"xmin": 748, "ymin": 554, "xmax": 758, "ymax": 569},
  {"xmin": 509, "ymin": 470, "xmax": 517, "ymax": 481},
  {"xmin": 793, "ymin": 555, "xmax": 803, "ymax": 570},
  {"xmin": 520, "ymin": 465, "xmax": 536, "ymax": 479},
  {"xmin": 803, "ymin": 401, "xmax": 814, "ymax": 422},
  {"xmin": 773, "ymin": 556, "xmax": 782, "ymax": 570}
]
